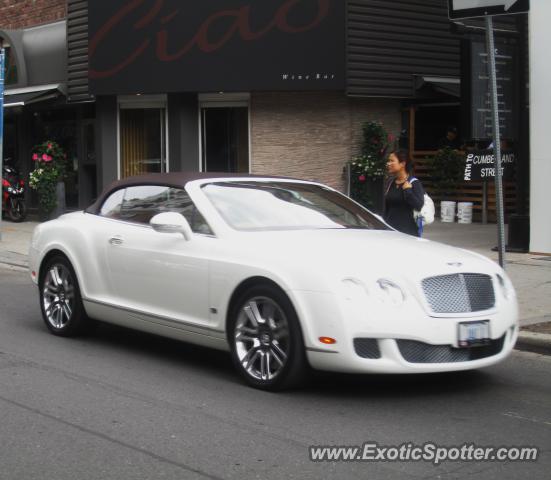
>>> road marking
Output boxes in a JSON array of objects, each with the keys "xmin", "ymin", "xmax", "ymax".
[{"xmin": 502, "ymin": 411, "xmax": 551, "ymax": 427}]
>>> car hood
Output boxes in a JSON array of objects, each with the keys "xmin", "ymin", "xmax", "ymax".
[{"xmin": 235, "ymin": 229, "xmax": 499, "ymax": 284}]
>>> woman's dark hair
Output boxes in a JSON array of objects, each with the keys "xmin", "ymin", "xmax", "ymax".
[{"xmin": 390, "ymin": 149, "xmax": 414, "ymax": 174}]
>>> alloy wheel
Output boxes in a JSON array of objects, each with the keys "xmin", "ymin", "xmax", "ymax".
[
  {"xmin": 233, "ymin": 296, "xmax": 290, "ymax": 382},
  {"xmin": 42, "ymin": 264, "xmax": 76, "ymax": 330}
]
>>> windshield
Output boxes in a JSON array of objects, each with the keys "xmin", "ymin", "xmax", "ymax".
[{"xmin": 202, "ymin": 181, "xmax": 390, "ymax": 231}]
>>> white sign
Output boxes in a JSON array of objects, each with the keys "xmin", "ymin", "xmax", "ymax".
[
  {"xmin": 448, "ymin": 0, "xmax": 529, "ymax": 19},
  {"xmin": 453, "ymin": 0, "xmax": 518, "ymax": 11}
]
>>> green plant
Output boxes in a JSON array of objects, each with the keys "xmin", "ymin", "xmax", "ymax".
[
  {"xmin": 29, "ymin": 141, "xmax": 66, "ymax": 214},
  {"xmin": 428, "ymin": 147, "xmax": 465, "ymax": 197},
  {"xmin": 349, "ymin": 121, "xmax": 393, "ymax": 208}
]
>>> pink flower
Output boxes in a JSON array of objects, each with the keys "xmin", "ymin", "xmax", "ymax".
[
  {"xmin": 42, "ymin": 154, "xmax": 53, "ymax": 163},
  {"xmin": 47, "ymin": 143, "xmax": 53, "ymax": 150},
  {"xmin": 32, "ymin": 153, "xmax": 39, "ymax": 161},
  {"xmin": 358, "ymin": 175, "xmax": 366, "ymax": 182}
]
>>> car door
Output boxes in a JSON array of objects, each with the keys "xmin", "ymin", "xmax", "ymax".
[{"xmin": 102, "ymin": 185, "xmax": 213, "ymax": 329}]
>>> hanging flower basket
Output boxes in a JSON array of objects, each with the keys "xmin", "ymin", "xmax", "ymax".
[{"xmin": 29, "ymin": 141, "xmax": 66, "ymax": 218}]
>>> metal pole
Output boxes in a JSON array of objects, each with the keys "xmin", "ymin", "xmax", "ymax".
[
  {"xmin": 345, "ymin": 163, "xmax": 351, "ymax": 197},
  {"xmin": 482, "ymin": 180, "xmax": 488, "ymax": 225},
  {"xmin": 0, "ymin": 48, "xmax": 5, "ymax": 242},
  {"xmin": 485, "ymin": 16, "xmax": 506, "ymax": 268}
]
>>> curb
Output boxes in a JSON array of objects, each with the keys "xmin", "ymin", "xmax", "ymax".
[
  {"xmin": 515, "ymin": 331, "xmax": 551, "ymax": 355},
  {"xmin": 0, "ymin": 255, "xmax": 28, "ymax": 270}
]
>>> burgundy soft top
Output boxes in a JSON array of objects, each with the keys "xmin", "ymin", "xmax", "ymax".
[{"xmin": 85, "ymin": 171, "xmax": 292, "ymax": 215}]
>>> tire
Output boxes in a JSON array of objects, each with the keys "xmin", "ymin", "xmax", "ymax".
[
  {"xmin": 8, "ymin": 198, "xmax": 27, "ymax": 222},
  {"xmin": 228, "ymin": 284, "xmax": 306, "ymax": 391},
  {"xmin": 39, "ymin": 255, "xmax": 90, "ymax": 337}
]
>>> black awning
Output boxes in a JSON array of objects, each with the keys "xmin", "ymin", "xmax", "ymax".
[
  {"xmin": 414, "ymin": 76, "xmax": 460, "ymax": 98},
  {"xmin": 3, "ymin": 84, "xmax": 65, "ymax": 108}
]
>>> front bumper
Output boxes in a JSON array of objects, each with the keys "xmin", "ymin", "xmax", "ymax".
[
  {"xmin": 306, "ymin": 324, "xmax": 517, "ymax": 374},
  {"xmin": 290, "ymin": 287, "xmax": 518, "ymax": 374}
]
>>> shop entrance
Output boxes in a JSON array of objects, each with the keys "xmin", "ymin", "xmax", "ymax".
[{"xmin": 201, "ymin": 107, "xmax": 249, "ymax": 173}]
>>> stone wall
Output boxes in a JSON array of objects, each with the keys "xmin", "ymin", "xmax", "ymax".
[{"xmin": 250, "ymin": 92, "xmax": 401, "ymax": 191}]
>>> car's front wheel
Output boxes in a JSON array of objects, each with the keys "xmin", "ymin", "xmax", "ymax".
[
  {"xmin": 229, "ymin": 284, "xmax": 306, "ymax": 390},
  {"xmin": 39, "ymin": 255, "xmax": 90, "ymax": 337}
]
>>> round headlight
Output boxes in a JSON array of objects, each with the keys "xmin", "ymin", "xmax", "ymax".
[
  {"xmin": 376, "ymin": 278, "xmax": 406, "ymax": 305},
  {"xmin": 341, "ymin": 278, "xmax": 369, "ymax": 302},
  {"xmin": 496, "ymin": 274, "xmax": 511, "ymax": 299}
]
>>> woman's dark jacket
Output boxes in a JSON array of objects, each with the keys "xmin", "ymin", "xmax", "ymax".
[{"xmin": 383, "ymin": 176, "xmax": 425, "ymax": 236}]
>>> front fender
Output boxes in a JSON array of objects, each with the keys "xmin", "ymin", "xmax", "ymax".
[{"xmin": 30, "ymin": 216, "xmax": 107, "ymax": 302}]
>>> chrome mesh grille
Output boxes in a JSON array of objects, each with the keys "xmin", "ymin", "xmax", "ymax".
[
  {"xmin": 421, "ymin": 273, "xmax": 495, "ymax": 313},
  {"xmin": 397, "ymin": 335, "xmax": 505, "ymax": 364}
]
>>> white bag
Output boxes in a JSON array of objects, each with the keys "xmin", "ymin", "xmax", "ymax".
[{"xmin": 410, "ymin": 178, "xmax": 435, "ymax": 225}]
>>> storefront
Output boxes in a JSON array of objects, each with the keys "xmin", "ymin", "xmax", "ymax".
[
  {"xmin": 1, "ymin": 20, "xmax": 94, "ymax": 210},
  {"xmin": 84, "ymin": 0, "xmax": 358, "ymax": 191},
  {"xmin": 6, "ymin": 0, "xmax": 515, "ymax": 217},
  {"xmin": 79, "ymin": 0, "xmax": 473, "ymax": 197}
]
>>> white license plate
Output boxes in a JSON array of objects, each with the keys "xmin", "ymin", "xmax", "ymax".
[{"xmin": 458, "ymin": 321, "xmax": 490, "ymax": 347}]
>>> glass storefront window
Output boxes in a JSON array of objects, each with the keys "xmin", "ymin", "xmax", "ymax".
[{"xmin": 119, "ymin": 107, "xmax": 167, "ymax": 178}]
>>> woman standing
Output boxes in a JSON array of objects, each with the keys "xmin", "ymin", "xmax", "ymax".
[{"xmin": 384, "ymin": 150, "xmax": 425, "ymax": 237}]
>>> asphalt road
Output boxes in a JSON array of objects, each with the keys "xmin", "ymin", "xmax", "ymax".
[{"xmin": 0, "ymin": 266, "xmax": 549, "ymax": 480}]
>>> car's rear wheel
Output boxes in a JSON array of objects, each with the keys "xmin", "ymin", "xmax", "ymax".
[
  {"xmin": 229, "ymin": 285, "xmax": 306, "ymax": 390},
  {"xmin": 39, "ymin": 255, "xmax": 89, "ymax": 336}
]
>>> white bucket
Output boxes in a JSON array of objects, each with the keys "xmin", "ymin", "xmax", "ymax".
[
  {"xmin": 440, "ymin": 201, "xmax": 456, "ymax": 223},
  {"xmin": 457, "ymin": 202, "xmax": 473, "ymax": 224}
]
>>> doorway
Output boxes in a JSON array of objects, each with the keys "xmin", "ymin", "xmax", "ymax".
[{"xmin": 201, "ymin": 107, "xmax": 249, "ymax": 173}]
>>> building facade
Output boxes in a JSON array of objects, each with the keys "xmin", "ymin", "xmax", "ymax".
[
  {"xmin": 529, "ymin": 0, "xmax": 551, "ymax": 254},
  {"xmin": 80, "ymin": 0, "xmax": 461, "ymax": 196},
  {"xmin": 1, "ymin": 0, "xmax": 463, "ymax": 204}
]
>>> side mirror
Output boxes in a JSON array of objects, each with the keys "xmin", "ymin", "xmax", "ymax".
[{"xmin": 150, "ymin": 212, "xmax": 193, "ymax": 241}]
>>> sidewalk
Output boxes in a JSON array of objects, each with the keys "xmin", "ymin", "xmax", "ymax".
[
  {"xmin": 0, "ymin": 221, "xmax": 38, "ymax": 269},
  {"xmin": 1, "ymin": 218, "xmax": 550, "ymax": 340}
]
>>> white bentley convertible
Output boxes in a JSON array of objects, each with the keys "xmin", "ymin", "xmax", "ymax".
[{"xmin": 29, "ymin": 173, "xmax": 518, "ymax": 390}]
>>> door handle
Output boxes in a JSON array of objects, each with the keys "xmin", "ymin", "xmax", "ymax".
[{"xmin": 108, "ymin": 236, "xmax": 124, "ymax": 246}]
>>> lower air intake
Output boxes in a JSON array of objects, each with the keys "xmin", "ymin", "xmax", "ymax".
[{"xmin": 396, "ymin": 335, "xmax": 505, "ymax": 363}]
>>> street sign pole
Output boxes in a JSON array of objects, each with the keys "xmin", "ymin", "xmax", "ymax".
[
  {"xmin": 0, "ymin": 48, "xmax": 5, "ymax": 242},
  {"xmin": 484, "ymin": 17, "xmax": 506, "ymax": 268}
]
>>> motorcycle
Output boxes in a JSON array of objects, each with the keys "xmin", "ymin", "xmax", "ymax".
[{"xmin": 2, "ymin": 163, "xmax": 27, "ymax": 222}]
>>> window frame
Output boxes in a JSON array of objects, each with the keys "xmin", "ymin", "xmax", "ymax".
[{"xmin": 117, "ymin": 95, "xmax": 169, "ymax": 180}]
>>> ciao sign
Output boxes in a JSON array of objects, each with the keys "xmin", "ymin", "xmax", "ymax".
[
  {"xmin": 88, "ymin": 0, "xmax": 345, "ymax": 94},
  {"xmin": 463, "ymin": 150, "xmax": 516, "ymax": 181}
]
